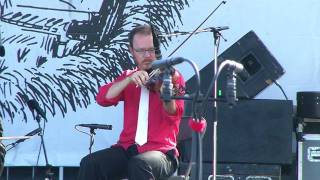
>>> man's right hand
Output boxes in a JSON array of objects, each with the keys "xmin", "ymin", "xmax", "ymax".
[
  {"xmin": 105, "ymin": 70, "xmax": 150, "ymax": 99},
  {"xmin": 128, "ymin": 70, "xmax": 150, "ymax": 87}
]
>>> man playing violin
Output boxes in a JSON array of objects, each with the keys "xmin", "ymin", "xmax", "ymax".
[{"xmin": 77, "ymin": 24, "xmax": 185, "ymax": 180}]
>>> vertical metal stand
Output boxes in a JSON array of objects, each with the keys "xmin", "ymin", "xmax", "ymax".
[
  {"xmin": 35, "ymin": 114, "xmax": 53, "ymax": 180},
  {"xmin": 297, "ymin": 117, "xmax": 304, "ymax": 180},
  {"xmin": 212, "ymin": 29, "xmax": 223, "ymax": 180}
]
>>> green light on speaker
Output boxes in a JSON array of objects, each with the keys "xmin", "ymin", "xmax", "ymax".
[{"xmin": 218, "ymin": 90, "xmax": 222, "ymax": 96}]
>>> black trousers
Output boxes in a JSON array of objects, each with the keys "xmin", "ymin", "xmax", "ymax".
[{"xmin": 77, "ymin": 145, "xmax": 178, "ymax": 180}]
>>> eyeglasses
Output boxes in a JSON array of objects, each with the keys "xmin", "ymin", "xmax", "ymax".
[{"xmin": 133, "ymin": 48, "xmax": 156, "ymax": 56}]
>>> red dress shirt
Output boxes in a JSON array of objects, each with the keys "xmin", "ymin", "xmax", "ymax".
[{"xmin": 96, "ymin": 69, "xmax": 185, "ymax": 156}]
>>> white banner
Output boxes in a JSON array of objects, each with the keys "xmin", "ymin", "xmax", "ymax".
[{"xmin": 1, "ymin": 0, "xmax": 320, "ymax": 166}]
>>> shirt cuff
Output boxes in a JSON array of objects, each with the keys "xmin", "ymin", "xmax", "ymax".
[{"xmin": 96, "ymin": 84, "xmax": 120, "ymax": 106}]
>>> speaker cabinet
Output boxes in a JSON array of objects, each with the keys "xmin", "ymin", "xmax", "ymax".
[
  {"xmin": 186, "ymin": 30, "xmax": 284, "ymax": 100},
  {"xmin": 179, "ymin": 99, "xmax": 293, "ymax": 164}
]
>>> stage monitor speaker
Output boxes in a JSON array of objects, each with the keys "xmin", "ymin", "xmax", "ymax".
[
  {"xmin": 186, "ymin": 30, "xmax": 285, "ymax": 99},
  {"xmin": 178, "ymin": 99, "xmax": 293, "ymax": 164}
]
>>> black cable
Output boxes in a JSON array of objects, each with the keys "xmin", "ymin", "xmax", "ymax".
[
  {"xmin": 273, "ymin": 80, "xmax": 289, "ymax": 100},
  {"xmin": 167, "ymin": 0, "xmax": 227, "ymax": 58},
  {"xmin": 186, "ymin": 60, "xmax": 202, "ymax": 180},
  {"xmin": 183, "ymin": 59, "xmax": 201, "ymax": 120}
]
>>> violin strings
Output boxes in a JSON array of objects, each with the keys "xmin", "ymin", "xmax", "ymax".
[
  {"xmin": 148, "ymin": 69, "xmax": 160, "ymax": 78},
  {"xmin": 144, "ymin": 69, "xmax": 161, "ymax": 87}
]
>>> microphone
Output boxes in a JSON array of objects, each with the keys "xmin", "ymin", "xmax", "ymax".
[
  {"xmin": 151, "ymin": 57, "xmax": 185, "ymax": 70},
  {"xmin": 27, "ymin": 99, "xmax": 47, "ymax": 121},
  {"xmin": 207, "ymin": 26, "xmax": 230, "ymax": 32},
  {"xmin": 161, "ymin": 71, "xmax": 173, "ymax": 102},
  {"xmin": 77, "ymin": 124, "xmax": 112, "ymax": 130},
  {"xmin": 224, "ymin": 60, "xmax": 244, "ymax": 73},
  {"xmin": 226, "ymin": 71, "xmax": 237, "ymax": 106},
  {"xmin": 150, "ymin": 24, "xmax": 162, "ymax": 59},
  {"xmin": 14, "ymin": 128, "xmax": 42, "ymax": 144},
  {"xmin": 224, "ymin": 60, "xmax": 244, "ymax": 106},
  {"xmin": 215, "ymin": 26, "xmax": 230, "ymax": 31}
]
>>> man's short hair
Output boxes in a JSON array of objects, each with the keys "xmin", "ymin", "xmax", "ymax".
[{"xmin": 128, "ymin": 24, "xmax": 152, "ymax": 47}]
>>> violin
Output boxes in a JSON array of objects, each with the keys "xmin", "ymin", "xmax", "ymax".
[{"xmin": 145, "ymin": 67, "xmax": 185, "ymax": 96}]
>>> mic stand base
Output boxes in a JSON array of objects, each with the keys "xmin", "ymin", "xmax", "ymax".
[{"xmin": 44, "ymin": 165, "xmax": 54, "ymax": 180}]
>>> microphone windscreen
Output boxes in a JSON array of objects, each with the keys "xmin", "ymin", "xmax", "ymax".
[{"xmin": 150, "ymin": 24, "xmax": 162, "ymax": 59}]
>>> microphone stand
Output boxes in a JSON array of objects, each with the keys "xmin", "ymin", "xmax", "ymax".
[
  {"xmin": 89, "ymin": 128, "xmax": 96, "ymax": 154},
  {"xmin": 159, "ymin": 57, "xmax": 240, "ymax": 180},
  {"xmin": 155, "ymin": 28, "xmax": 228, "ymax": 180},
  {"xmin": 160, "ymin": 1, "xmax": 228, "ymax": 177},
  {"xmin": 156, "ymin": 58, "xmax": 202, "ymax": 180},
  {"xmin": 211, "ymin": 27, "xmax": 226, "ymax": 180},
  {"xmin": 35, "ymin": 113, "xmax": 53, "ymax": 180},
  {"xmin": 74, "ymin": 124, "xmax": 112, "ymax": 154},
  {"xmin": 172, "ymin": 61, "xmax": 240, "ymax": 180}
]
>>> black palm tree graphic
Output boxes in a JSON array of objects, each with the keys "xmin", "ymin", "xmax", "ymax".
[{"xmin": 0, "ymin": 0, "xmax": 190, "ymax": 122}]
